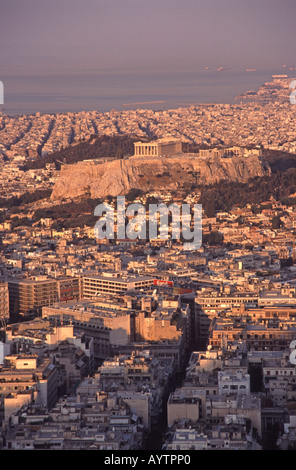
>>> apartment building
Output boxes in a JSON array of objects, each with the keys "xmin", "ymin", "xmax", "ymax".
[
  {"xmin": 277, "ymin": 416, "xmax": 296, "ymax": 450},
  {"xmin": 206, "ymin": 395, "xmax": 262, "ymax": 438},
  {"xmin": 218, "ymin": 371, "xmax": 251, "ymax": 396},
  {"xmin": 8, "ymin": 277, "xmax": 58, "ymax": 317},
  {"xmin": 4, "ymin": 395, "xmax": 144, "ymax": 450},
  {"xmin": 0, "ymin": 281, "xmax": 9, "ymax": 322},
  {"xmin": 167, "ymin": 389, "xmax": 201, "ymax": 426},
  {"xmin": 0, "ymin": 354, "xmax": 58, "ymax": 420},
  {"xmin": 3, "ymin": 320, "xmax": 95, "ymax": 394},
  {"xmin": 164, "ymin": 418, "xmax": 261, "ymax": 450},
  {"xmin": 262, "ymin": 353, "xmax": 296, "ymax": 408},
  {"xmin": 56, "ymin": 276, "xmax": 80, "ymax": 302},
  {"xmin": 82, "ymin": 272, "xmax": 154, "ymax": 298},
  {"xmin": 135, "ymin": 309, "xmax": 185, "ymax": 343},
  {"xmin": 97, "ymin": 351, "xmax": 173, "ymax": 429},
  {"xmin": 196, "ymin": 292, "xmax": 259, "ymax": 312},
  {"xmin": 42, "ymin": 300, "xmax": 133, "ymax": 346},
  {"xmin": 208, "ymin": 316, "xmax": 296, "ymax": 351}
]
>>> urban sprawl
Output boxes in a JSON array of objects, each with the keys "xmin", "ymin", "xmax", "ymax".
[{"xmin": 0, "ymin": 77, "xmax": 296, "ymax": 451}]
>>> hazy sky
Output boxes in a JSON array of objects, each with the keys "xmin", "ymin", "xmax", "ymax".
[
  {"xmin": 1, "ymin": 0, "xmax": 296, "ymax": 113},
  {"xmin": 1, "ymin": 0, "xmax": 296, "ymax": 75}
]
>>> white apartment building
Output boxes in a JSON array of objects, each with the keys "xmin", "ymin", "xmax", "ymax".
[
  {"xmin": 218, "ymin": 371, "xmax": 250, "ymax": 396},
  {"xmin": 82, "ymin": 272, "xmax": 154, "ymax": 298},
  {"xmin": 0, "ymin": 281, "xmax": 9, "ymax": 321}
]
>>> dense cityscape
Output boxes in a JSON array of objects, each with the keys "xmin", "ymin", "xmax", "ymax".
[
  {"xmin": 0, "ymin": 73, "xmax": 296, "ymax": 453},
  {"xmin": 2, "ymin": 0, "xmax": 296, "ymax": 458}
]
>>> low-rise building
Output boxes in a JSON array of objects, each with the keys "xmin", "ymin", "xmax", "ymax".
[
  {"xmin": 0, "ymin": 354, "xmax": 58, "ymax": 421},
  {"xmin": 218, "ymin": 371, "xmax": 250, "ymax": 396},
  {"xmin": 164, "ymin": 416, "xmax": 261, "ymax": 450}
]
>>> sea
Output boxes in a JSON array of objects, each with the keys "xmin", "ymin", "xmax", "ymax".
[{"xmin": 1, "ymin": 67, "xmax": 295, "ymax": 116}]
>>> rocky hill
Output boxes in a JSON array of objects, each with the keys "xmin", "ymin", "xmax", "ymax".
[{"xmin": 50, "ymin": 152, "xmax": 271, "ymax": 201}]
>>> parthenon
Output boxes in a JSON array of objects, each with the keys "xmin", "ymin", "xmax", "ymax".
[{"xmin": 133, "ymin": 139, "xmax": 183, "ymax": 157}]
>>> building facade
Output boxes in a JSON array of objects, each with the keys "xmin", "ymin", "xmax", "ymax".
[
  {"xmin": 0, "ymin": 281, "xmax": 9, "ymax": 322},
  {"xmin": 133, "ymin": 139, "xmax": 182, "ymax": 158},
  {"xmin": 8, "ymin": 278, "xmax": 58, "ymax": 318},
  {"xmin": 82, "ymin": 273, "xmax": 154, "ymax": 298}
]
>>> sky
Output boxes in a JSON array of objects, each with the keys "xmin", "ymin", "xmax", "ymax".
[{"xmin": 0, "ymin": 0, "xmax": 296, "ymax": 113}]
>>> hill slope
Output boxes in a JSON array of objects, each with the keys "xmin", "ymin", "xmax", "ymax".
[{"xmin": 50, "ymin": 152, "xmax": 271, "ymax": 200}]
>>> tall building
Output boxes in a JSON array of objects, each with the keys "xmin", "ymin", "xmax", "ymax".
[
  {"xmin": 8, "ymin": 278, "xmax": 58, "ymax": 318},
  {"xmin": 56, "ymin": 276, "xmax": 80, "ymax": 302},
  {"xmin": 0, "ymin": 281, "xmax": 9, "ymax": 322}
]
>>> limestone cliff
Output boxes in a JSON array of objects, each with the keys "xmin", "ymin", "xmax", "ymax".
[{"xmin": 50, "ymin": 153, "xmax": 271, "ymax": 200}]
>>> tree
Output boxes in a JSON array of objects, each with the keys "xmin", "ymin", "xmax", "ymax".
[
  {"xmin": 271, "ymin": 215, "xmax": 283, "ymax": 229},
  {"xmin": 125, "ymin": 188, "xmax": 144, "ymax": 202},
  {"xmin": 203, "ymin": 230, "xmax": 224, "ymax": 245}
]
